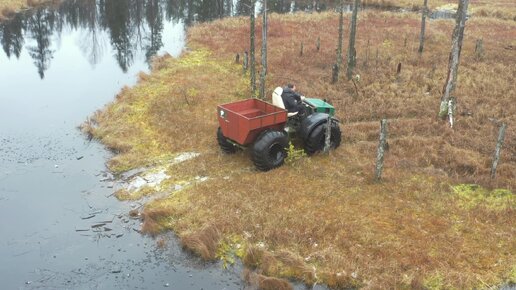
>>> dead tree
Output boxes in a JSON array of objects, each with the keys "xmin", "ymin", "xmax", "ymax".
[
  {"xmin": 439, "ymin": 0, "xmax": 469, "ymax": 127},
  {"xmin": 337, "ymin": 0, "xmax": 344, "ymax": 69},
  {"xmin": 491, "ymin": 123, "xmax": 507, "ymax": 179},
  {"xmin": 259, "ymin": 0, "xmax": 268, "ymax": 100},
  {"xmin": 374, "ymin": 119, "xmax": 388, "ymax": 181},
  {"xmin": 418, "ymin": 0, "xmax": 428, "ymax": 54},
  {"xmin": 346, "ymin": 0, "xmax": 359, "ymax": 80},
  {"xmin": 250, "ymin": 1, "xmax": 257, "ymax": 96}
]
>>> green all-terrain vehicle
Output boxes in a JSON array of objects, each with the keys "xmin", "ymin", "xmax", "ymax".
[{"xmin": 216, "ymin": 87, "xmax": 341, "ymax": 171}]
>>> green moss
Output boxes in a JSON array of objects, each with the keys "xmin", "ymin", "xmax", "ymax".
[
  {"xmin": 423, "ymin": 272, "xmax": 446, "ymax": 290},
  {"xmin": 216, "ymin": 234, "xmax": 246, "ymax": 269},
  {"xmin": 452, "ymin": 184, "xmax": 514, "ymax": 211},
  {"xmin": 508, "ymin": 264, "xmax": 516, "ymax": 284}
]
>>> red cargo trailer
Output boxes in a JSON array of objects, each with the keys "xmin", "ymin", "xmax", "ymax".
[
  {"xmin": 217, "ymin": 98, "xmax": 287, "ymax": 145},
  {"xmin": 216, "ymin": 98, "xmax": 289, "ymax": 171}
]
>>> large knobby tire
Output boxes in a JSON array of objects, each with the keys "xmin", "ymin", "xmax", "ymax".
[
  {"xmin": 304, "ymin": 121, "xmax": 342, "ymax": 155},
  {"xmin": 217, "ymin": 127, "xmax": 238, "ymax": 154},
  {"xmin": 252, "ymin": 130, "xmax": 288, "ymax": 171}
]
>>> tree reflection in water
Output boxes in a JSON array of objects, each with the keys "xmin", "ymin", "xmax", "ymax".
[{"xmin": 0, "ymin": 0, "xmax": 326, "ymax": 77}]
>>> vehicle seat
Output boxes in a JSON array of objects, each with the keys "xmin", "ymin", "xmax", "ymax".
[{"xmin": 272, "ymin": 87, "xmax": 298, "ymax": 117}]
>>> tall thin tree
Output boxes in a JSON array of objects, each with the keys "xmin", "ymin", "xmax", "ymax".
[
  {"xmin": 336, "ymin": 0, "xmax": 344, "ymax": 69},
  {"xmin": 346, "ymin": 0, "xmax": 359, "ymax": 80},
  {"xmin": 250, "ymin": 1, "xmax": 257, "ymax": 96},
  {"xmin": 259, "ymin": 0, "xmax": 268, "ymax": 100},
  {"xmin": 439, "ymin": 0, "xmax": 469, "ymax": 127},
  {"xmin": 418, "ymin": 0, "xmax": 428, "ymax": 54}
]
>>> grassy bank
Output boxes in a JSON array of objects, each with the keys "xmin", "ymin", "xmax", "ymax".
[{"xmin": 84, "ymin": 11, "xmax": 515, "ymax": 289}]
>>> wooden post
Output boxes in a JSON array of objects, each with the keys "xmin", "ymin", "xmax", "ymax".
[
  {"xmin": 364, "ymin": 39, "xmax": 370, "ymax": 67},
  {"xmin": 374, "ymin": 119, "xmax": 388, "ymax": 181},
  {"xmin": 375, "ymin": 47, "xmax": 379, "ymax": 72},
  {"xmin": 316, "ymin": 36, "xmax": 320, "ymax": 52},
  {"xmin": 418, "ymin": 0, "xmax": 428, "ymax": 54},
  {"xmin": 439, "ymin": 0, "xmax": 469, "ymax": 125},
  {"xmin": 475, "ymin": 38, "xmax": 484, "ymax": 60},
  {"xmin": 250, "ymin": 1, "xmax": 257, "ymax": 96},
  {"xmin": 259, "ymin": 0, "xmax": 268, "ymax": 100},
  {"xmin": 235, "ymin": 53, "xmax": 240, "ymax": 63},
  {"xmin": 243, "ymin": 51, "xmax": 249, "ymax": 73},
  {"xmin": 324, "ymin": 116, "xmax": 332, "ymax": 153},
  {"xmin": 491, "ymin": 123, "xmax": 507, "ymax": 179},
  {"xmin": 331, "ymin": 64, "xmax": 339, "ymax": 84},
  {"xmin": 346, "ymin": 0, "xmax": 359, "ymax": 81}
]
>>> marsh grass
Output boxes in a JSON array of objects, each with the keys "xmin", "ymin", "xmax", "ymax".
[{"xmin": 86, "ymin": 11, "xmax": 515, "ymax": 289}]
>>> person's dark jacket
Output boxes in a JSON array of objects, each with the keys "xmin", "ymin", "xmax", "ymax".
[{"xmin": 281, "ymin": 87, "xmax": 302, "ymax": 113}]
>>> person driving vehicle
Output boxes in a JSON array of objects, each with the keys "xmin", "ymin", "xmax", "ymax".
[{"xmin": 281, "ymin": 83, "xmax": 306, "ymax": 116}]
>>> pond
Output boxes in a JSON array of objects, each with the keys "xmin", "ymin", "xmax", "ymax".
[{"xmin": 0, "ymin": 0, "xmax": 337, "ymax": 289}]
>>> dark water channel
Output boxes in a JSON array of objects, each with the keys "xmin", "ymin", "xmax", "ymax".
[{"xmin": 0, "ymin": 0, "xmax": 336, "ymax": 289}]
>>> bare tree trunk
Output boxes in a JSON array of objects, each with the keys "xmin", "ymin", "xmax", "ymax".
[
  {"xmin": 346, "ymin": 0, "xmax": 359, "ymax": 80},
  {"xmin": 491, "ymin": 123, "xmax": 507, "ymax": 179},
  {"xmin": 337, "ymin": 0, "xmax": 344, "ymax": 69},
  {"xmin": 250, "ymin": 1, "xmax": 257, "ymax": 96},
  {"xmin": 259, "ymin": 0, "xmax": 267, "ymax": 100},
  {"xmin": 261, "ymin": 0, "xmax": 267, "ymax": 74},
  {"xmin": 439, "ymin": 0, "xmax": 469, "ymax": 124},
  {"xmin": 374, "ymin": 119, "xmax": 388, "ymax": 181},
  {"xmin": 418, "ymin": 0, "xmax": 428, "ymax": 54}
]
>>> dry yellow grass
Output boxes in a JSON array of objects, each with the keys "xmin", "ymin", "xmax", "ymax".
[
  {"xmin": 362, "ymin": 0, "xmax": 516, "ymax": 21},
  {"xmin": 84, "ymin": 11, "xmax": 515, "ymax": 289}
]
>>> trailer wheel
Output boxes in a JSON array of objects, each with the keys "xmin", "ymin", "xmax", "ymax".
[
  {"xmin": 252, "ymin": 130, "xmax": 288, "ymax": 171},
  {"xmin": 217, "ymin": 127, "xmax": 238, "ymax": 154},
  {"xmin": 304, "ymin": 121, "xmax": 341, "ymax": 155}
]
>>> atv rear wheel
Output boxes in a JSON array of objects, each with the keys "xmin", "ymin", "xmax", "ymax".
[
  {"xmin": 252, "ymin": 130, "xmax": 288, "ymax": 171},
  {"xmin": 304, "ymin": 121, "xmax": 341, "ymax": 155},
  {"xmin": 217, "ymin": 127, "xmax": 238, "ymax": 154}
]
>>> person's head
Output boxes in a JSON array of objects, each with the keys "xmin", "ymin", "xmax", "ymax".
[{"xmin": 287, "ymin": 83, "xmax": 296, "ymax": 91}]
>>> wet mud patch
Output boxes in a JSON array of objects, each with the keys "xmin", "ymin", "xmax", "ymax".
[{"xmin": 113, "ymin": 152, "xmax": 204, "ymax": 201}]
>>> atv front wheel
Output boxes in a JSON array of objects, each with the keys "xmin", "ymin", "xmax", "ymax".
[
  {"xmin": 252, "ymin": 130, "xmax": 288, "ymax": 171},
  {"xmin": 304, "ymin": 121, "xmax": 341, "ymax": 155},
  {"xmin": 217, "ymin": 127, "xmax": 238, "ymax": 154}
]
